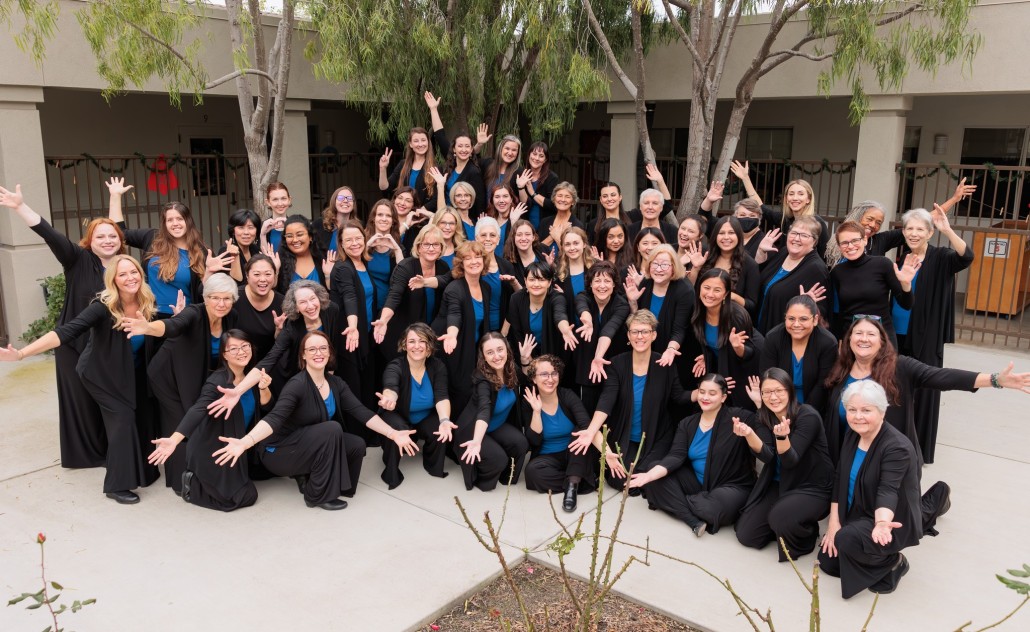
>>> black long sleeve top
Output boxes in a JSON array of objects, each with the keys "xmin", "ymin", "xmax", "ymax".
[
  {"xmin": 147, "ymin": 303, "xmax": 236, "ymax": 406},
  {"xmin": 54, "ymin": 301, "xmax": 141, "ymax": 408},
  {"xmin": 654, "ymin": 406, "xmax": 757, "ymax": 492},
  {"xmin": 380, "ymin": 356, "xmax": 450, "ymax": 421},
  {"xmin": 572, "ymin": 291, "xmax": 630, "ymax": 386},
  {"xmin": 504, "ymin": 289, "xmax": 570, "ymax": 359},
  {"xmin": 755, "ymin": 249, "xmax": 830, "ymax": 333},
  {"xmin": 261, "ymin": 371, "xmax": 376, "ymax": 445},
  {"xmin": 829, "ymin": 253, "xmax": 912, "ymax": 342}
]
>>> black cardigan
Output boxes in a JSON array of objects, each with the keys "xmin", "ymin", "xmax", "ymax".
[
  {"xmin": 759, "ymin": 207, "xmax": 831, "ymax": 261},
  {"xmin": 54, "ymin": 301, "xmax": 142, "ymax": 408},
  {"xmin": 505, "ymin": 289, "xmax": 570, "ymax": 359},
  {"xmin": 759, "ymin": 324, "xmax": 838, "ymax": 413},
  {"xmin": 330, "ymin": 259, "xmax": 377, "ymax": 364},
  {"xmin": 572, "ymin": 291, "xmax": 630, "ymax": 386},
  {"xmin": 755, "ymin": 249, "xmax": 830, "ymax": 334},
  {"xmin": 380, "ymin": 256, "xmax": 452, "ymax": 359},
  {"xmin": 256, "ymin": 302, "xmax": 348, "ymax": 387},
  {"xmin": 122, "ymin": 225, "xmax": 204, "ymax": 307},
  {"xmin": 637, "ymin": 277, "xmax": 695, "ymax": 352},
  {"xmin": 434, "ymin": 129, "xmax": 486, "ymax": 219},
  {"xmin": 380, "ymin": 356, "xmax": 450, "ymax": 421},
  {"xmin": 523, "ymin": 387, "xmax": 590, "ymax": 458},
  {"xmin": 894, "ymin": 243, "xmax": 974, "ymax": 363},
  {"xmin": 654, "ymin": 406, "xmax": 757, "ymax": 493},
  {"xmin": 148, "ymin": 304, "xmax": 236, "ymax": 407},
  {"xmin": 456, "ymin": 370, "xmax": 527, "ymax": 431},
  {"xmin": 431, "ymin": 276, "xmax": 493, "ymax": 404},
  {"xmin": 262, "ymin": 371, "xmax": 376, "ymax": 445},
  {"xmin": 696, "ymin": 302, "xmax": 762, "ymax": 410}
]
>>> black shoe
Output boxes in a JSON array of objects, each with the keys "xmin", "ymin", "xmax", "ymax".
[
  {"xmin": 870, "ymin": 554, "xmax": 910, "ymax": 594},
  {"xmin": 181, "ymin": 471, "xmax": 194, "ymax": 502},
  {"xmin": 305, "ymin": 498, "xmax": 348, "ymax": 510},
  {"xmin": 291, "ymin": 474, "xmax": 309, "ymax": 495},
  {"xmin": 562, "ymin": 483, "xmax": 578, "ymax": 513},
  {"xmin": 105, "ymin": 490, "xmax": 140, "ymax": 505}
]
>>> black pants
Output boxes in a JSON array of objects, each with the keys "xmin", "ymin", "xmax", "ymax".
[
  {"xmin": 818, "ymin": 518, "xmax": 906, "ymax": 599},
  {"xmin": 260, "ymin": 422, "xmax": 366, "ymax": 505},
  {"xmin": 735, "ymin": 483, "xmax": 829, "ymax": 561},
  {"xmin": 56, "ymin": 345, "xmax": 107, "ymax": 468},
  {"xmin": 380, "ymin": 410, "xmax": 450, "ymax": 489},
  {"xmin": 458, "ymin": 422, "xmax": 528, "ymax": 492},
  {"xmin": 87, "ymin": 382, "xmax": 159, "ymax": 494},
  {"xmin": 185, "ymin": 476, "xmax": 258, "ymax": 512},
  {"xmin": 644, "ymin": 465, "xmax": 749, "ymax": 534},
  {"xmin": 524, "ymin": 449, "xmax": 597, "ymax": 493},
  {"xmin": 337, "ymin": 350, "xmax": 381, "ymax": 447}
]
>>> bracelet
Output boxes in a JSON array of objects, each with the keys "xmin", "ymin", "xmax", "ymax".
[
  {"xmin": 775, "ymin": 435, "xmax": 789, "ymax": 441},
  {"xmin": 990, "ymin": 372, "xmax": 1002, "ymax": 389},
  {"xmin": 440, "ymin": 417, "xmax": 451, "ymax": 424},
  {"xmin": 246, "ymin": 435, "xmax": 256, "ymax": 448}
]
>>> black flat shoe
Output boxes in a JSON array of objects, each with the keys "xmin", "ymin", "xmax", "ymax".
[
  {"xmin": 870, "ymin": 554, "xmax": 910, "ymax": 594},
  {"xmin": 305, "ymin": 498, "xmax": 348, "ymax": 511},
  {"xmin": 562, "ymin": 483, "xmax": 578, "ymax": 513},
  {"xmin": 105, "ymin": 490, "xmax": 140, "ymax": 505},
  {"xmin": 291, "ymin": 474, "xmax": 309, "ymax": 495},
  {"xmin": 692, "ymin": 522, "xmax": 708, "ymax": 538},
  {"xmin": 181, "ymin": 471, "xmax": 194, "ymax": 502}
]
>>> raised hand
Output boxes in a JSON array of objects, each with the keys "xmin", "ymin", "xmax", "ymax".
[
  {"xmin": 171, "ymin": 290, "xmax": 186, "ymax": 316},
  {"xmin": 379, "ymin": 148, "xmax": 393, "ymax": 170},
  {"xmin": 894, "ymin": 254, "xmax": 922, "ymax": 285},
  {"xmin": 510, "ymin": 202, "xmax": 528, "ymax": 224},
  {"xmin": 272, "ymin": 310, "xmax": 287, "ymax": 330},
  {"xmin": 0, "ymin": 184, "xmax": 24, "ymax": 209},
  {"xmin": 623, "ymin": 276, "xmax": 644, "ymax": 303},
  {"xmin": 588, "ymin": 358, "xmax": 610, "ymax": 383},
  {"xmin": 685, "ymin": 241, "xmax": 707, "ymax": 269},
  {"xmin": 257, "ymin": 369, "xmax": 272, "ymax": 391},
  {"xmin": 428, "ymin": 165, "xmax": 446, "ymax": 186},
  {"xmin": 800, "ymin": 283, "xmax": 827, "ymax": 303},
  {"xmin": 516, "ymin": 169, "xmax": 532, "ymax": 189},
  {"xmin": 590, "ymin": 245, "xmax": 601, "ymax": 261},
  {"xmin": 731, "ymin": 416, "xmax": 753, "ymax": 437},
  {"xmin": 772, "ymin": 417, "xmax": 791, "ymax": 438},
  {"xmin": 423, "ymin": 90, "xmax": 441, "ymax": 110},
  {"xmin": 744, "ymin": 375, "xmax": 762, "ymax": 408},
  {"xmin": 518, "ymin": 334, "xmax": 537, "ymax": 363},
  {"xmin": 728, "ymin": 327, "xmax": 749, "ymax": 351},
  {"xmin": 729, "ymin": 160, "xmax": 750, "ymax": 181},
  {"xmin": 105, "ymin": 177, "xmax": 134, "ymax": 196},
  {"xmin": 759, "ymin": 228, "xmax": 781, "ymax": 254},
  {"xmin": 644, "ymin": 163, "xmax": 666, "ymax": 185},
  {"xmin": 952, "ymin": 176, "xmax": 976, "ymax": 202},
  {"xmin": 476, "ymin": 123, "xmax": 492, "ymax": 147},
  {"xmin": 223, "ymin": 239, "xmax": 240, "ymax": 260},
  {"xmin": 523, "ymin": 386, "xmax": 543, "ymax": 413},
  {"xmin": 206, "ymin": 248, "xmax": 233, "ymax": 274},
  {"xmin": 931, "ymin": 203, "xmax": 953, "ymax": 234},
  {"xmin": 705, "ymin": 180, "xmax": 725, "ymax": 205}
]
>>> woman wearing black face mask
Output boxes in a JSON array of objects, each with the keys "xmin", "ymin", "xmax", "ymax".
[{"xmin": 732, "ymin": 200, "xmax": 765, "ymax": 259}]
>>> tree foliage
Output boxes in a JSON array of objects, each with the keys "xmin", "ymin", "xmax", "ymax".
[{"xmin": 0, "ymin": 0, "xmax": 59, "ymax": 63}]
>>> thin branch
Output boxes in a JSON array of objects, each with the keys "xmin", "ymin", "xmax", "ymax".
[
  {"xmin": 765, "ymin": 49, "xmax": 833, "ymax": 63},
  {"xmin": 582, "ymin": 0, "xmax": 638, "ymax": 98},
  {"xmin": 113, "ymin": 13, "xmax": 206, "ymax": 86},
  {"xmin": 779, "ymin": 538, "xmax": 813, "ymax": 594},
  {"xmin": 204, "ymin": 68, "xmax": 276, "ymax": 89},
  {"xmin": 659, "ymin": 0, "xmax": 705, "ymax": 76},
  {"xmin": 956, "ymin": 595, "xmax": 1030, "ymax": 632},
  {"xmin": 860, "ymin": 594, "xmax": 879, "ymax": 632}
]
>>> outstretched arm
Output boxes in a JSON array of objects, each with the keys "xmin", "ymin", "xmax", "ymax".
[{"xmin": 0, "ymin": 184, "xmax": 42, "ymax": 227}]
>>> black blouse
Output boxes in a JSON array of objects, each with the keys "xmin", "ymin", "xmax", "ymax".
[
  {"xmin": 234, "ymin": 290, "xmax": 285, "ymax": 361},
  {"xmin": 148, "ymin": 304, "xmax": 236, "ymax": 406},
  {"xmin": 759, "ymin": 324, "xmax": 838, "ymax": 413},
  {"xmin": 655, "ymin": 406, "xmax": 757, "ymax": 492},
  {"xmin": 54, "ymin": 301, "xmax": 142, "ymax": 408},
  {"xmin": 572, "ymin": 291, "xmax": 631, "ymax": 386}
]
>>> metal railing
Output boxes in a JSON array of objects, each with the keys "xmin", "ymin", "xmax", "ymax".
[
  {"xmin": 308, "ymin": 152, "xmax": 382, "ymax": 222},
  {"xmin": 896, "ymin": 163, "xmax": 1030, "ymax": 221}
]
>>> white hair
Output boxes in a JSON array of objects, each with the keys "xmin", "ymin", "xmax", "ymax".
[
  {"xmin": 202, "ymin": 273, "xmax": 239, "ymax": 300},
  {"xmin": 901, "ymin": 208, "xmax": 934, "ymax": 231},
  {"xmin": 475, "ymin": 216, "xmax": 501, "ymax": 237},
  {"xmin": 842, "ymin": 380, "xmax": 889, "ymax": 414},
  {"xmin": 639, "ymin": 188, "xmax": 664, "ymax": 206}
]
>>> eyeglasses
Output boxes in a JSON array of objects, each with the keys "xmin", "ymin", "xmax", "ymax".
[
  {"xmin": 628, "ymin": 329, "xmax": 654, "ymax": 337},
  {"xmin": 838, "ymin": 237, "xmax": 864, "ymax": 249},
  {"xmin": 650, "ymin": 261, "xmax": 672, "ymax": 271},
  {"xmin": 305, "ymin": 345, "xmax": 330, "ymax": 354},
  {"xmin": 535, "ymin": 371, "xmax": 560, "ymax": 380},
  {"xmin": 207, "ymin": 296, "xmax": 235, "ymax": 304},
  {"xmin": 420, "ymin": 242, "xmax": 442, "ymax": 249},
  {"xmin": 437, "ymin": 220, "xmax": 457, "ymax": 227},
  {"xmin": 788, "ymin": 231, "xmax": 814, "ymax": 240},
  {"xmin": 225, "ymin": 343, "xmax": 252, "ymax": 356},
  {"xmin": 851, "ymin": 314, "xmax": 882, "ymax": 322},
  {"xmin": 761, "ymin": 388, "xmax": 787, "ymax": 397},
  {"xmin": 336, "ymin": 195, "xmax": 354, "ymax": 202}
]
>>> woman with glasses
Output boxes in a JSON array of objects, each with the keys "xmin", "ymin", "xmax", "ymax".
[
  {"xmin": 121, "ymin": 272, "xmax": 239, "ymax": 496},
  {"xmin": 148, "ymin": 329, "xmax": 270, "ymax": 511},
  {"xmin": 503, "ymin": 261, "xmax": 576, "ymax": 361},
  {"xmin": 569, "ymin": 310, "xmax": 693, "ymax": 490},
  {"xmin": 376, "ymin": 323, "xmax": 456, "ymax": 489},
  {"xmin": 475, "ymin": 216, "xmax": 523, "ymax": 335},
  {"xmin": 429, "ymin": 206, "xmax": 467, "ymax": 268},
  {"xmin": 736, "ymin": 368, "xmax": 833, "ymax": 560},
  {"xmin": 523, "ymin": 355, "xmax": 595, "ymax": 512},
  {"xmin": 689, "ymin": 216, "xmax": 761, "ymax": 320},
  {"xmin": 315, "ymin": 185, "xmax": 358, "ymax": 253},
  {"xmin": 624, "ymin": 245, "xmax": 695, "ymax": 370},
  {"xmin": 759, "ymin": 295, "xmax": 838, "ymax": 412},
  {"xmin": 628, "ymin": 373, "xmax": 757, "ymax": 537},
  {"xmin": 213, "ymin": 331, "xmax": 417, "ymax": 510},
  {"xmin": 753, "ymin": 215, "xmax": 830, "ymax": 334},
  {"xmin": 572, "ymin": 261, "xmax": 630, "ymax": 413},
  {"xmin": 829, "ymin": 221, "xmax": 919, "ymax": 346}
]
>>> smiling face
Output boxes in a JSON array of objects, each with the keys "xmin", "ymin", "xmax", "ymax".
[
  {"xmin": 786, "ymin": 225, "xmax": 815, "ymax": 257},
  {"xmin": 233, "ymin": 220, "xmax": 258, "ymax": 247},
  {"xmin": 341, "ymin": 227, "xmax": 366, "ymax": 261},
  {"xmin": 836, "ymin": 229, "xmax": 866, "ymax": 262},
  {"xmin": 606, "ymin": 225, "xmax": 625, "ymax": 253},
  {"xmin": 844, "ymin": 394, "xmax": 885, "ymax": 438},
  {"xmin": 591, "ymin": 270, "xmax": 615, "ymax": 302},
  {"xmin": 525, "ymin": 271, "xmax": 550, "ymax": 298},
  {"xmin": 637, "ymin": 234, "xmax": 661, "ymax": 258},
  {"xmin": 626, "ymin": 322, "xmax": 657, "ymax": 352},
  {"xmin": 409, "ymin": 131, "xmax": 430, "ymax": 157},
  {"xmin": 599, "ymin": 185, "xmax": 622, "ymax": 212},
  {"xmin": 164, "ymin": 209, "xmax": 187, "ymax": 240},
  {"xmin": 649, "ymin": 252, "xmax": 673, "ymax": 284},
  {"xmin": 393, "ymin": 192, "xmax": 414, "ymax": 217},
  {"xmin": 699, "ymin": 277, "xmax": 728, "ymax": 309},
  {"xmin": 784, "ymin": 304, "xmax": 816, "ymax": 341},
  {"xmin": 302, "ymin": 334, "xmax": 331, "ymax": 371},
  {"xmin": 500, "ymin": 140, "xmax": 520, "ymax": 165},
  {"xmin": 715, "ymin": 222, "xmax": 739, "ymax": 253},
  {"xmin": 903, "ymin": 217, "xmax": 933, "ymax": 251},
  {"xmin": 678, "ymin": 218, "xmax": 700, "ymax": 248},
  {"xmin": 532, "ymin": 359, "xmax": 559, "ymax": 395},
  {"xmin": 481, "ymin": 337, "xmax": 508, "ymax": 372},
  {"xmin": 335, "ymin": 189, "xmax": 355, "ymax": 215},
  {"xmin": 246, "ymin": 260, "xmax": 276, "ymax": 297},
  {"xmin": 436, "ymin": 212, "xmax": 458, "ymax": 240},
  {"xmin": 477, "ymin": 225, "xmax": 500, "ymax": 254},
  {"xmin": 785, "ymin": 183, "xmax": 811, "ymax": 214},
  {"xmin": 372, "ymin": 204, "xmax": 394, "ymax": 234},
  {"xmin": 418, "ymin": 235, "xmax": 442, "ymax": 263},
  {"xmin": 404, "ymin": 331, "xmax": 430, "ymax": 363},
  {"xmin": 205, "ymin": 291, "xmax": 236, "ymax": 318},
  {"xmin": 462, "ymin": 253, "xmax": 484, "ymax": 277},
  {"xmin": 453, "ymin": 136, "xmax": 473, "ymax": 162},
  {"xmin": 860, "ymin": 208, "xmax": 885, "ymax": 237},
  {"xmin": 114, "ymin": 258, "xmax": 142, "ymax": 295},
  {"xmin": 223, "ymin": 336, "xmax": 253, "ymax": 371},
  {"xmin": 562, "ymin": 232, "xmax": 584, "ymax": 262},
  {"xmin": 696, "ymin": 379, "xmax": 728, "ymax": 412},
  {"xmin": 492, "ymin": 188, "xmax": 513, "ymax": 215},
  {"xmin": 452, "ymin": 188, "xmax": 473, "ymax": 212},
  {"xmin": 284, "ymin": 221, "xmax": 311, "ymax": 255},
  {"xmin": 90, "ymin": 223, "xmax": 123, "ymax": 258},
  {"xmin": 527, "ymin": 147, "xmax": 546, "ymax": 170},
  {"xmin": 848, "ymin": 320, "xmax": 883, "ymax": 362},
  {"xmin": 640, "ymin": 193, "xmax": 663, "ymax": 220},
  {"xmin": 294, "ymin": 287, "xmax": 322, "ymax": 323},
  {"xmin": 760, "ymin": 378, "xmax": 789, "ymax": 416},
  {"xmin": 267, "ymin": 188, "xmax": 292, "ymax": 217},
  {"xmin": 553, "ymin": 189, "xmax": 574, "ymax": 213},
  {"xmin": 513, "ymin": 224, "xmax": 535, "ymax": 253}
]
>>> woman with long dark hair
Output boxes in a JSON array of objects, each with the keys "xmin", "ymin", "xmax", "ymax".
[
  {"xmin": 633, "ymin": 227, "xmax": 665, "ymax": 271},
  {"xmin": 378, "ymin": 126, "xmax": 439, "ymax": 210},
  {"xmin": 222, "ymin": 208, "xmax": 262, "ymax": 283},
  {"xmin": 275, "ymin": 215, "xmax": 332, "ymax": 295},
  {"xmin": 689, "ymin": 216, "xmax": 760, "ymax": 320},
  {"xmin": 503, "ymin": 218, "xmax": 548, "ymax": 285},
  {"xmin": 517, "ymin": 141, "xmax": 560, "ymax": 231},
  {"xmin": 592, "ymin": 181, "xmax": 633, "ymax": 241},
  {"xmin": 476, "ymin": 126, "xmax": 522, "ymax": 192},
  {"xmin": 594, "ymin": 218, "xmax": 635, "ymax": 280},
  {"xmin": 424, "ymin": 92, "xmax": 487, "ymax": 218},
  {"xmin": 759, "ymin": 295, "xmax": 837, "ymax": 411}
]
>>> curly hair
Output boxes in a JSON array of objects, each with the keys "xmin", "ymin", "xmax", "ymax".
[
  {"xmin": 281, "ymin": 280, "xmax": 330, "ymax": 321},
  {"xmin": 451, "ymin": 240, "xmax": 487, "ymax": 279},
  {"xmin": 528, "ymin": 353, "xmax": 564, "ymax": 380},
  {"xmin": 399, "ymin": 322, "xmax": 437, "ymax": 356}
]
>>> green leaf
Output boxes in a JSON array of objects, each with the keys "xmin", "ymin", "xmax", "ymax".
[
  {"xmin": 1007, "ymin": 567, "xmax": 1030, "ymax": 578},
  {"xmin": 26, "ymin": 602, "xmax": 43, "ymax": 610},
  {"xmin": 50, "ymin": 581, "xmax": 63, "ymax": 590},
  {"xmin": 43, "ymin": 626, "xmax": 52, "ymax": 632},
  {"xmin": 8, "ymin": 592, "xmax": 34, "ymax": 606},
  {"xmin": 997, "ymin": 574, "xmax": 1030, "ymax": 595}
]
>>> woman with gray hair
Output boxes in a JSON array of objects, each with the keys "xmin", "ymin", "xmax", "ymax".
[
  {"xmin": 122, "ymin": 272, "xmax": 240, "ymax": 495},
  {"xmin": 819, "ymin": 379, "xmax": 922, "ymax": 598},
  {"xmin": 538, "ymin": 181, "xmax": 587, "ymax": 255}
]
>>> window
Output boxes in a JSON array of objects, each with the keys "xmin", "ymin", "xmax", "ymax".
[{"xmin": 745, "ymin": 128, "xmax": 793, "ymax": 160}]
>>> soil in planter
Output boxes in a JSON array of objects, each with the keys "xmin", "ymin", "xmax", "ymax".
[{"xmin": 420, "ymin": 562, "xmax": 699, "ymax": 631}]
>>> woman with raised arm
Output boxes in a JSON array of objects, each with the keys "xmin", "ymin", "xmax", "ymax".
[
  {"xmin": 624, "ymin": 245, "xmax": 695, "ymax": 371},
  {"xmin": 148, "ymin": 329, "xmax": 271, "ymax": 511},
  {"xmin": 504, "ymin": 218, "xmax": 548, "ymax": 285},
  {"xmin": 595, "ymin": 218, "xmax": 635, "ymax": 281},
  {"xmin": 592, "ymin": 182, "xmax": 633, "ymax": 241},
  {"xmin": 573, "ymin": 261, "xmax": 630, "ymax": 413},
  {"xmin": 122, "ymin": 272, "xmax": 239, "ymax": 495},
  {"xmin": 476, "ymin": 216, "xmax": 523, "ymax": 334},
  {"xmin": 516, "ymin": 141, "xmax": 560, "ymax": 231},
  {"xmin": 454, "ymin": 332, "xmax": 529, "ymax": 491},
  {"xmin": 222, "ymin": 209, "xmax": 262, "ymax": 283},
  {"xmin": 0, "ymin": 182, "xmax": 124, "ymax": 468},
  {"xmin": 429, "ymin": 206, "xmax": 467, "ymax": 268},
  {"xmin": 569, "ymin": 310, "xmax": 694, "ymax": 490},
  {"xmin": 476, "ymin": 125, "xmax": 522, "ymax": 192},
  {"xmin": 523, "ymin": 354, "xmax": 596, "ymax": 512},
  {"xmin": 378, "ymin": 126, "xmax": 439, "ymax": 211},
  {"xmin": 373, "ymin": 225, "xmax": 452, "ymax": 361},
  {"xmin": 753, "ymin": 215, "xmax": 830, "ymax": 334},
  {"xmin": 628, "ymin": 373, "xmax": 758, "ymax": 537},
  {"xmin": 819, "ymin": 380, "xmax": 921, "ymax": 598},
  {"xmin": 759, "ymin": 295, "xmax": 838, "ymax": 412},
  {"xmin": 233, "ymin": 254, "xmax": 284, "ymax": 362},
  {"xmin": 677, "ymin": 214, "xmax": 708, "ymax": 272},
  {"xmin": 258, "ymin": 182, "xmax": 294, "ymax": 253},
  {"xmin": 0, "ymin": 255, "xmax": 160, "ymax": 503},
  {"xmin": 733, "ymin": 168, "xmax": 831, "ymax": 259},
  {"xmin": 424, "ymin": 92, "xmax": 487, "ymax": 219},
  {"xmin": 314, "ymin": 185, "xmax": 358, "ymax": 254},
  {"xmin": 690, "ymin": 216, "xmax": 761, "ymax": 320},
  {"xmin": 538, "ymin": 182, "xmax": 587, "ymax": 256},
  {"xmin": 503, "ymin": 261, "xmax": 576, "ymax": 361},
  {"xmin": 892, "ymin": 208, "xmax": 974, "ymax": 463},
  {"xmin": 376, "ymin": 323, "xmax": 456, "ymax": 489},
  {"xmin": 736, "ymin": 368, "xmax": 833, "ymax": 560},
  {"xmin": 483, "ymin": 183, "xmax": 528, "ymax": 258},
  {"xmin": 829, "ymin": 221, "xmax": 918, "ymax": 346},
  {"xmin": 214, "ymin": 331, "xmax": 417, "ymax": 510},
  {"xmin": 274, "ymin": 215, "xmax": 333, "ymax": 295}
]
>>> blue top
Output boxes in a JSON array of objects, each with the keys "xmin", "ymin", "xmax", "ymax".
[
  {"xmin": 368, "ymin": 250, "xmax": 392, "ymax": 313},
  {"xmin": 494, "ymin": 222, "xmax": 509, "ymax": 259},
  {"xmin": 527, "ymin": 179, "xmax": 542, "ymax": 230},
  {"xmin": 484, "ymin": 271, "xmax": 502, "ymax": 331},
  {"xmin": 441, "ymin": 252, "xmax": 455, "ymax": 268},
  {"xmin": 838, "ymin": 375, "xmax": 870, "ymax": 424},
  {"xmin": 324, "ymin": 391, "xmax": 337, "ymax": 419},
  {"xmin": 472, "ymin": 298, "xmax": 484, "ymax": 342},
  {"xmin": 848, "ymin": 448, "xmax": 867, "ymax": 509},
  {"xmin": 357, "ymin": 270, "xmax": 376, "ymax": 328},
  {"xmin": 291, "ymin": 266, "xmax": 320, "ymax": 284},
  {"xmin": 540, "ymin": 406, "xmax": 575, "ymax": 455},
  {"xmin": 570, "ymin": 272, "xmax": 585, "ymax": 299},
  {"xmin": 704, "ymin": 323, "xmax": 720, "ymax": 353},
  {"xmin": 326, "ymin": 229, "xmax": 338, "ymax": 253},
  {"xmin": 424, "ymin": 286, "xmax": 436, "ymax": 323},
  {"xmin": 239, "ymin": 389, "xmax": 256, "ymax": 429},
  {"xmin": 488, "ymin": 386, "xmax": 517, "ymax": 432},
  {"xmin": 758, "ymin": 266, "xmax": 791, "ymax": 325},
  {"xmin": 773, "ymin": 455, "xmax": 782, "ymax": 482},
  {"xmin": 791, "ymin": 352, "xmax": 805, "ymax": 404},
  {"xmin": 409, "ymin": 373, "xmax": 435, "ymax": 424},
  {"xmin": 892, "ymin": 268, "xmax": 920, "ymax": 335},
  {"xmin": 631, "ymin": 374, "xmax": 646, "ymax": 442},
  {"xmin": 268, "ymin": 228, "xmax": 283, "ymax": 253},
  {"xmin": 148, "ymin": 248, "xmax": 192, "ymax": 315},
  {"xmin": 445, "ymin": 170, "xmax": 461, "ymax": 205},
  {"xmin": 210, "ymin": 335, "xmax": 220, "ymax": 362},
  {"xmin": 130, "ymin": 334, "xmax": 145, "ymax": 368},
  {"xmin": 650, "ymin": 293, "xmax": 666, "ymax": 319},
  {"xmin": 407, "ymin": 168, "xmax": 422, "ymax": 191},
  {"xmin": 689, "ymin": 426, "xmax": 713, "ymax": 485},
  {"xmin": 528, "ymin": 306, "xmax": 544, "ymax": 344},
  {"xmin": 462, "ymin": 221, "xmax": 476, "ymax": 242}
]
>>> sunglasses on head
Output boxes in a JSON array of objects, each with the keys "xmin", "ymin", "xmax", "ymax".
[{"xmin": 851, "ymin": 314, "xmax": 883, "ymax": 322}]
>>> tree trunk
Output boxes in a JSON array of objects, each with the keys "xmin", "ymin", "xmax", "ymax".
[
  {"xmin": 713, "ymin": 92, "xmax": 753, "ymax": 190},
  {"xmin": 677, "ymin": 82, "xmax": 717, "ymax": 220},
  {"xmin": 631, "ymin": 4, "xmax": 655, "ymax": 165}
]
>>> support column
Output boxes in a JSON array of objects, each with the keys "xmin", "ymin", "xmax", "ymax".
[
  {"xmin": 607, "ymin": 101, "xmax": 638, "ymax": 212},
  {"xmin": 852, "ymin": 95, "xmax": 912, "ymax": 221},
  {"xmin": 280, "ymin": 99, "xmax": 313, "ymax": 217},
  {"xmin": 0, "ymin": 86, "xmax": 61, "ymax": 345}
]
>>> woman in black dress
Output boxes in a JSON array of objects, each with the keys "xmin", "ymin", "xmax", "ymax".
[
  {"xmin": 759, "ymin": 295, "xmax": 838, "ymax": 412},
  {"xmin": 628, "ymin": 373, "xmax": 757, "ymax": 537},
  {"xmin": 212, "ymin": 331, "xmax": 418, "ymax": 510},
  {"xmin": 522, "ymin": 354, "xmax": 596, "ymax": 512},
  {"xmin": 689, "ymin": 216, "xmax": 760, "ymax": 320},
  {"xmin": 1, "ymin": 255, "xmax": 160, "ymax": 503},
  {"xmin": 819, "ymin": 380, "xmax": 922, "ymax": 598},
  {"xmin": 454, "ymin": 332, "xmax": 530, "ymax": 492},
  {"xmin": 234, "ymin": 254, "xmax": 285, "ymax": 361},
  {"xmin": 736, "ymin": 368, "xmax": 833, "ymax": 560},
  {"xmin": 1, "ymin": 182, "xmax": 124, "ymax": 468},
  {"xmin": 753, "ymin": 215, "xmax": 830, "ymax": 333},
  {"xmin": 503, "ymin": 261, "xmax": 576, "ymax": 359},
  {"xmin": 377, "ymin": 323, "xmax": 456, "ymax": 489},
  {"xmin": 148, "ymin": 329, "xmax": 271, "ymax": 511},
  {"xmin": 223, "ymin": 209, "xmax": 262, "ymax": 283},
  {"xmin": 572, "ymin": 261, "xmax": 631, "ymax": 413}
]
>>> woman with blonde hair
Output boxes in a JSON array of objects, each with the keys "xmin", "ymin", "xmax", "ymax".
[{"xmin": 429, "ymin": 205, "xmax": 467, "ymax": 268}]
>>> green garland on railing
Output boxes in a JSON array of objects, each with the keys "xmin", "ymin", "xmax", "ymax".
[
  {"xmin": 895, "ymin": 161, "xmax": 1027, "ymax": 184},
  {"xmin": 45, "ymin": 152, "xmax": 250, "ymax": 174}
]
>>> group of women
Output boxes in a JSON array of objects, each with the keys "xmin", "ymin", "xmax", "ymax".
[{"xmin": 1, "ymin": 113, "xmax": 1028, "ymax": 599}]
